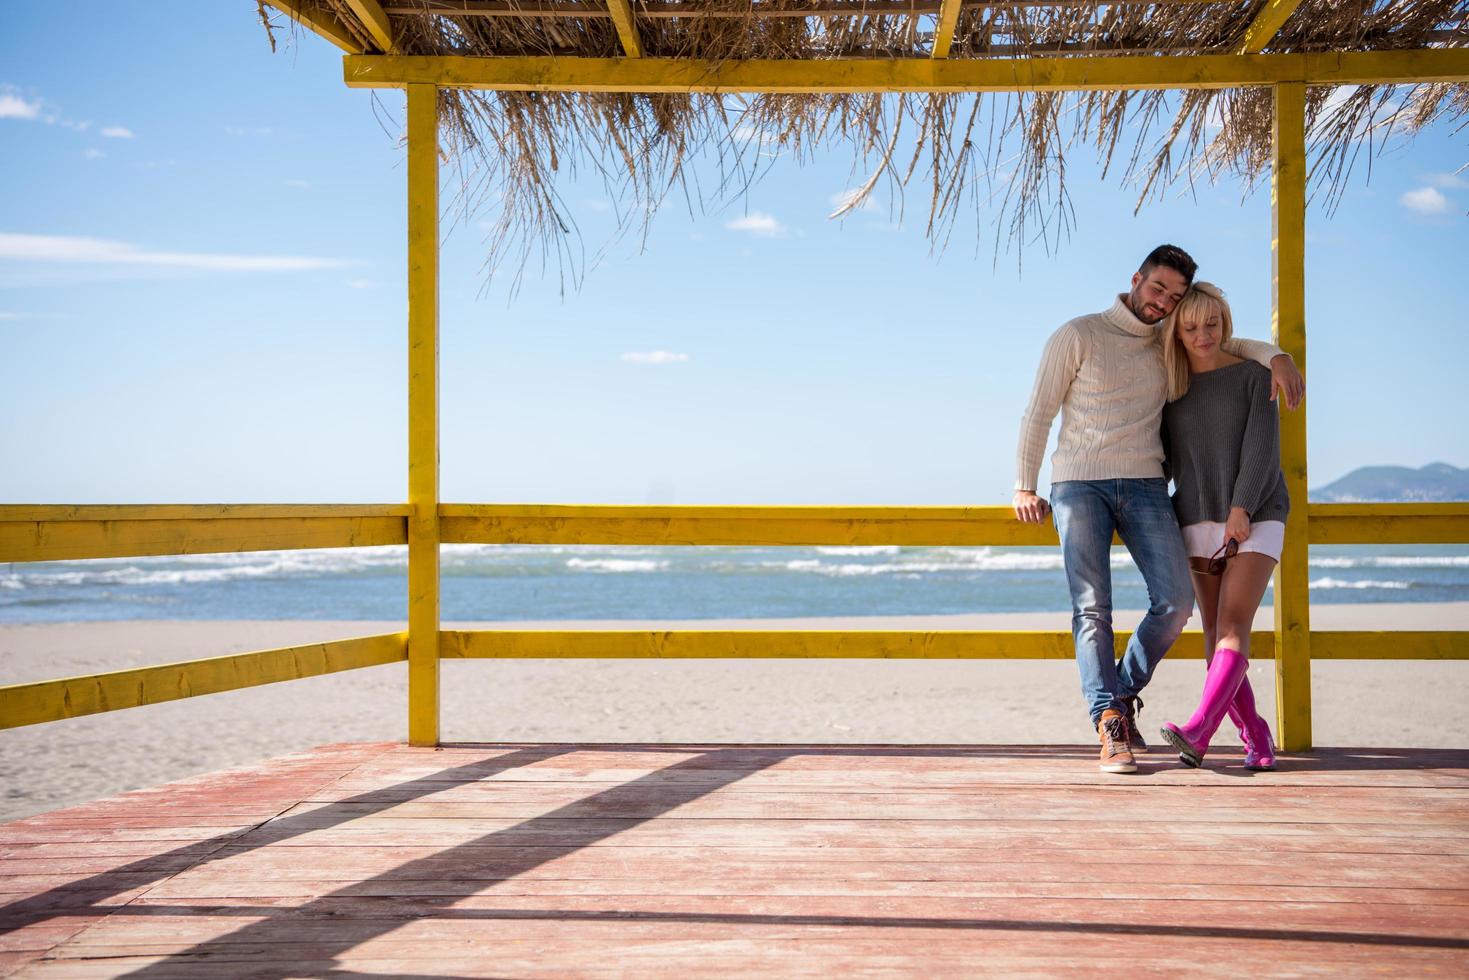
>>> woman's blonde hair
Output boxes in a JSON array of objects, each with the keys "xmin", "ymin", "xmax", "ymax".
[{"xmin": 1162, "ymin": 281, "xmax": 1234, "ymax": 401}]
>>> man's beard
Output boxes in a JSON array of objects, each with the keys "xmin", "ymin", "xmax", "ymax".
[{"xmin": 1130, "ymin": 292, "xmax": 1165, "ymax": 324}]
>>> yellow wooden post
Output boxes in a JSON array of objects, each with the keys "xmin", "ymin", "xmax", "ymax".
[
  {"xmin": 1271, "ymin": 81, "xmax": 1311, "ymax": 751},
  {"xmin": 406, "ymin": 83, "xmax": 441, "ymax": 746}
]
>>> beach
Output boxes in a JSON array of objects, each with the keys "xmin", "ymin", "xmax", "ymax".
[{"xmin": 1, "ymin": 601, "xmax": 1464, "ymax": 822}]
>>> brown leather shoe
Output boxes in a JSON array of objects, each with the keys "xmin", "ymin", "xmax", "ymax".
[
  {"xmin": 1121, "ymin": 696, "xmax": 1148, "ymax": 755},
  {"xmin": 1098, "ymin": 709, "xmax": 1137, "ymax": 774}
]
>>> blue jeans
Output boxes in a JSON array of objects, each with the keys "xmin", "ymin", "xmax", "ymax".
[{"xmin": 1051, "ymin": 478, "xmax": 1194, "ymax": 726}]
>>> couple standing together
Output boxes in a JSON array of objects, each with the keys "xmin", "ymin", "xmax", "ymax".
[{"xmin": 1013, "ymin": 245, "xmax": 1304, "ymax": 774}]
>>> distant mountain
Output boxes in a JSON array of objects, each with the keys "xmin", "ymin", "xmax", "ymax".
[{"xmin": 1313, "ymin": 463, "xmax": 1469, "ymax": 502}]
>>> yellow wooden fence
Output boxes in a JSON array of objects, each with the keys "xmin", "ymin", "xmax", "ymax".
[{"xmin": 2, "ymin": 502, "xmax": 1464, "ymax": 750}]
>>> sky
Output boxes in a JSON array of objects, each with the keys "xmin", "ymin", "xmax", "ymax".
[{"xmin": 2, "ymin": 3, "xmax": 1466, "ymax": 507}]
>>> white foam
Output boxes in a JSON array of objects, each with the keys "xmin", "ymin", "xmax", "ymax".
[
  {"xmin": 1310, "ymin": 577, "xmax": 1411, "ymax": 590},
  {"xmin": 815, "ymin": 546, "xmax": 902, "ymax": 556},
  {"xmin": 1311, "ymin": 555, "xmax": 1469, "ymax": 569},
  {"xmin": 564, "ymin": 558, "xmax": 668, "ymax": 573}
]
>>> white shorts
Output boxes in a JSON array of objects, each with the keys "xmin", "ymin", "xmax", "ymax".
[{"xmin": 1181, "ymin": 520, "xmax": 1286, "ymax": 563}]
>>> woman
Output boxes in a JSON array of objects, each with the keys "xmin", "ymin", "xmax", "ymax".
[{"xmin": 1158, "ymin": 282, "xmax": 1287, "ymax": 770}]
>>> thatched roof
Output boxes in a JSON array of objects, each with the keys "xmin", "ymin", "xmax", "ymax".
[{"xmin": 259, "ymin": 1, "xmax": 1468, "ymax": 284}]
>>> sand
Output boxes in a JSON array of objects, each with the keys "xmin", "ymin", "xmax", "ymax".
[{"xmin": 1, "ymin": 602, "xmax": 1465, "ymax": 822}]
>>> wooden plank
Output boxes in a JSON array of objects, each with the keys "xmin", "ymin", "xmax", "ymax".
[
  {"xmin": 264, "ymin": 0, "xmax": 368, "ymax": 54},
  {"xmin": 342, "ymin": 49, "xmax": 1469, "ymax": 93},
  {"xmin": 1272, "ymin": 79, "xmax": 1311, "ymax": 753},
  {"xmin": 931, "ymin": 0, "xmax": 963, "ymax": 58},
  {"xmin": 1312, "ymin": 631, "xmax": 1469, "ymax": 660},
  {"xmin": 0, "ymin": 505, "xmax": 410, "ymax": 522},
  {"xmin": 1308, "ymin": 502, "xmax": 1469, "ymax": 544},
  {"xmin": 406, "ymin": 82, "xmax": 442, "ymax": 748},
  {"xmin": 438, "ymin": 628, "xmax": 1278, "ymax": 659},
  {"xmin": 0, "ymin": 515, "xmax": 407, "ymax": 562},
  {"xmin": 343, "ymin": 0, "xmax": 399, "ymax": 53},
  {"xmin": 440, "ymin": 503, "xmax": 1069, "ymax": 545},
  {"xmin": 605, "ymin": 0, "xmax": 643, "ymax": 57},
  {"xmin": 0, "ymin": 634, "xmax": 406, "ymax": 730},
  {"xmin": 1235, "ymin": 0, "xmax": 1305, "ymax": 54}
]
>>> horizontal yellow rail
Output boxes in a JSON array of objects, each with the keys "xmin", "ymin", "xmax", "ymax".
[
  {"xmin": 442, "ymin": 630, "xmax": 1272, "ymax": 660},
  {"xmin": 0, "ymin": 505, "xmax": 409, "ymax": 563},
  {"xmin": 343, "ymin": 48, "xmax": 1469, "ymax": 94},
  {"xmin": 1308, "ymin": 503, "xmax": 1469, "ymax": 545},
  {"xmin": 441, "ymin": 503, "xmax": 1469, "ymax": 547},
  {"xmin": 443, "ymin": 629, "xmax": 1466, "ymax": 660},
  {"xmin": 0, "ymin": 632, "xmax": 407, "ymax": 730},
  {"xmin": 4, "ymin": 502, "xmax": 1461, "ymax": 561},
  {"xmin": 440, "ymin": 504, "xmax": 1062, "ymax": 546}
]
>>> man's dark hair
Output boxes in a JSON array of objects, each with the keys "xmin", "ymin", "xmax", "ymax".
[{"xmin": 1138, "ymin": 244, "xmax": 1197, "ymax": 284}]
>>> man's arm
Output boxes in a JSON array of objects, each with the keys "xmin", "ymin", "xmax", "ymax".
[
  {"xmin": 1013, "ymin": 324, "xmax": 1083, "ymax": 523},
  {"xmin": 1224, "ymin": 336, "xmax": 1305, "ymax": 410}
]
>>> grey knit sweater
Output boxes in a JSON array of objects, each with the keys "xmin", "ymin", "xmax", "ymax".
[{"xmin": 1161, "ymin": 360, "xmax": 1290, "ymax": 526}]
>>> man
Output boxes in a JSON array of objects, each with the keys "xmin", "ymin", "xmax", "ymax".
[{"xmin": 1013, "ymin": 245, "xmax": 1304, "ymax": 774}]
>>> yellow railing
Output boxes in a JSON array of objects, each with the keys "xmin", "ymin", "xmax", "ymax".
[{"xmin": 2, "ymin": 503, "xmax": 1464, "ymax": 743}]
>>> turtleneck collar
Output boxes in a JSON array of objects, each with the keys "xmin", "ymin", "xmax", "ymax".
[{"xmin": 1103, "ymin": 294, "xmax": 1158, "ymax": 338}]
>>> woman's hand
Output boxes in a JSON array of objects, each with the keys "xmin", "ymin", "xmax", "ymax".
[{"xmin": 1225, "ymin": 506, "xmax": 1251, "ymax": 544}]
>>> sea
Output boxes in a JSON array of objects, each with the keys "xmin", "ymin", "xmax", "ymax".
[{"xmin": 2, "ymin": 543, "xmax": 1466, "ymax": 622}]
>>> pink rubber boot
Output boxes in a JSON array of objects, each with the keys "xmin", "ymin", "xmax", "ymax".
[
  {"xmin": 1160, "ymin": 648, "xmax": 1248, "ymax": 768},
  {"xmin": 1230, "ymin": 676, "xmax": 1277, "ymax": 771}
]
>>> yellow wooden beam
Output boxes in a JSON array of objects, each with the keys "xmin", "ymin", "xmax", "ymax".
[
  {"xmin": 343, "ymin": 0, "xmax": 399, "ymax": 54},
  {"xmin": 0, "ymin": 504, "xmax": 410, "ymax": 522},
  {"xmin": 0, "ymin": 515, "xmax": 407, "ymax": 563},
  {"xmin": 605, "ymin": 0, "xmax": 643, "ymax": 58},
  {"xmin": 1236, "ymin": 0, "xmax": 1306, "ymax": 55},
  {"xmin": 1307, "ymin": 503, "xmax": 1469, "ymax": 545},
  {"xmin": 343, "ymin": 49, "xmax": 1469, "ymax": 93},
  {"xmin": 0, "ymin": 633, "xmax": 406, "ymax": 731},
  {"xmin": 443, "ymin": 630, "xmax": 1274, "ymax": 660},
  {"xmin": 407, "ymin": 84, "xmax": 442, "ymax": 749},
  {"xmin": 931, "ymin": 0, "xmax": 964, "ymax": 59},
  {"xmin": 1272, "ymin": 80, "xmax": 1311, "ymax": 753},
  {"xmin": 440, "ymin": 504, "xmax": 1096, "ymax": 546},
  {"xmin": 265, "ymin": 0, "xmax": 368, "ymax": 55},
  {"xmin": 1311, "ymin": 632, "xmax": 1469, "ymax": 660}
]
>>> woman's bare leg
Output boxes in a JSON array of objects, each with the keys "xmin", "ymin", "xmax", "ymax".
[
  {"xmin": 1191, "ymin": 571, "xmax": 1221, "ymax": 664},
  {"xmin": 1213, "ymin": 554, "xmax": 1277, "ymax": 659}
]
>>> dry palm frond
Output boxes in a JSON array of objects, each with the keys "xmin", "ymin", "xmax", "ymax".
[{"xmin": 264, "ymin": 0, "xmax": 1468, "ymax": 286}]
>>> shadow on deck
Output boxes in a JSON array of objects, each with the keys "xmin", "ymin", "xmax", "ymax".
[{"xmin": 2, "ymin": 742, "xmax": 1467, "ymax": 976}]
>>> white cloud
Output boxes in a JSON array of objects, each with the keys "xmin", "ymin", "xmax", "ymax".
[
  {"xmin": 284, "ymin": 178, "xmax": 310, "ymax": 189},
  {"xmin": 0, "ymin": 93, "xmax": 41, "ymax": 120},
  {"xmin": 1428, "ymin": 172, "xmax": 1469, "ymax": 190},
  {"xmin": 0, "ymin": 233, "xmax": 350, "ymax": 272},
  {"xmin": 0, "ymin": 312, "xmax": 27, "ymax": 320},
  {"xmin": 100, "ymin": 126, "xmax": 134, "ymax": 139},
  {"xmin": 346, "ymin": 278, "xmax": 376, "ymax": 289},
  {"xmin": 621, "ymin": 351, "xmax": 690, "ymax": 365},
  {"xmin": 725, "ymin": 212, "xmax": 787, "ymax": 238},
  {"xmin": 83, "ymin": 148, "xmax": 105, "ymax": 159},
  {"xmin": 1399, "ymin": 187, "xmax": 1449, "ymax": 215}
]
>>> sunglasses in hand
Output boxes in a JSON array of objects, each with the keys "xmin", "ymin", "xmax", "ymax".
[{"xmin": 1190, "ymin": 538, "xmax": 1239, "ymax": 576}]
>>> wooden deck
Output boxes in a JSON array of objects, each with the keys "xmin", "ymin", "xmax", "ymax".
[{"xmin": 2, "ymin": 742, "xmax": 1467, "ymax": 977}]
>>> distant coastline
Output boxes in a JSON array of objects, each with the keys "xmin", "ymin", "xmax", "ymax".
[{"xmin": 1313, "ymin": 462, "xmax": 1469, "ymax": 502}]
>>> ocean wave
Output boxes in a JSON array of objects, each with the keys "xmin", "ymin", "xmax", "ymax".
[
  {"xmin": 1310, "ymin": 577, "xmax": 1411, "ymax": 590},
  {"xmin": 815, "ymin": 546, "xmax": 901, "ymax": 556},
  {"xmin": 564, "ymin": 558, "xmax": 669, "ymax": 573},
  {"xmin": 1310, "ymin": 555, "xmax": 1469, "ymax": 569}
]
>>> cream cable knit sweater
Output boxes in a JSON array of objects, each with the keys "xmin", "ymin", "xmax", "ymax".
[{"xmin": 1014, "ymin": 295, "xmax": 1284, "ymax": 493}]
